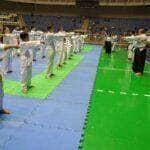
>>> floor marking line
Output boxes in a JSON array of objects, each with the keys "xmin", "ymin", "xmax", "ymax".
[
  {"xmin": 96, "ymin": 89, "xmax": 149, "ymax": 97},
  {"xmin": 120, "ymin": 92, "xmax": 127, "ymax": 95},
  {"xmin": 108, "ymin": 90, "xmax": 115, "ymax": 94},
  {"xmin": 132, "ymin": 93, "xmax": 139, "ymax": 96},
  {"xmin": 96, "ymin": 89, "xmax": 104, "ymax": 92},
  {"xmin": 144, "ymin": 94, "xmax": 150, "ymax": 97}
]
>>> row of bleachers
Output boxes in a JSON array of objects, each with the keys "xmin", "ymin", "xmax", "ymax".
[
  {"xmin": 89, "ymin": 18, "xmax": 150, "ymax": 34},
  {"xmin": 24, "ymin": 15, "xmax": 83, "ymax": 31},
  {"xmin": 24, "ymin": 15, "xmax": 150, "ymax": 34}
]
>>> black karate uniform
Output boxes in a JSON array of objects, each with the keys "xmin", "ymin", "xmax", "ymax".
[
  {"xmin": 132, "ymin": 48, "xmax": 147, "ymax": 74},
  {"xmin": 105, "ymin": 40, "xmax": 112, "ymax": 54}
]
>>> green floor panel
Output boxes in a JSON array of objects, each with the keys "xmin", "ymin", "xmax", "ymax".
[
  {"xmin": 144, "ymin": 63, "xmax": 150, "ymax": 72},
  {"xmin": 99, "ymin": 59, "xmax": 131, "ymax": 70},
  {"xmin": 4, "ymin": 55, "xmax": 84, "ymax": 99},
  {"xmin": 81, "ymin": 48, "xmax": 150, "ymax": 150},
  {"xmin": 100, "ymin": 49, "xmax": 150, "ymax": 72},
  {"xmin": 82, "ymin": 44, "xmax": 94, "ymax": 53},
  {"xmin": 94, "ymin": 69, "xmax": 150, "ymax": 95},
  {"xmin": 82, "ymin": 93, "xmax": 150, "ymax": 150}
]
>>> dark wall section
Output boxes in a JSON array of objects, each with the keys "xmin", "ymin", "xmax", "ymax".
[{"xmin": 0, "ymin": 1, "xmax": 150, "ymax": 18}]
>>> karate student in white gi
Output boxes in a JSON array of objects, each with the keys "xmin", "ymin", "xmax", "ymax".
[
  {"xmin": 74, "ymin": 33, "xmax": 82, "ymax": 53},
  {"xmin": 62, "ymin": 37, "xmax": 68, "ymax": 64},
  {"xmin": 55, "ymin": 26, "xmax": 66, "ymax": 68},
  {"xmin": 39, "ymin": 31, "xmax": 46, "ymax": 59},
  {"xmin": 76, "ymin": 34, "xmax": 81, "ymax": 53},
  {"xmin": 123, "ymin": 31, "xmax": 136, "ymax": 60},
  {"xmin": 81, "ymin": 34, "xmax": 87, "ymax": 50},
  {"xmin": 45, "ymin": 26, "xmax": 56, "ymax": 78},
  {"xmin": 68, "ymin": 32, "xmax": 75, "ymax": 59},
  {"xmin": 66, "ymin": 32, "xmax": 75, "ymax": 60},
  {"xmin": 19, "ymin": 32, "xmax": 41, "ymax": 93},
  {"xmin": 0, "ymin": 43, "xmax": 19, "ymax": 114},
  {"xmin": 3, "ymin": 27, "xmax": 14, "ymax": 73},
  {"xmin": 34, "ymin": 30, "xmax": 46, "ymax": 59},
  {"xmin": 71, "ymin": 33, "xmax": 78, "ymax": 54},
  {"xmin": 29, "ymin": 27, "xmax": 38, "ymax": 61},
  {"xmin": 111, "ymin": 34, "xmax": 118, "ymax": 52},
  {"xmin": 78, "ymin": 34, "xmax": 84, "ymax": 52},
  {"xmin": 61, "ymin": 33, "xmax": 72, "ymax": 63},
  {"xmin": 123, "ymin": 29, "xmax": 148, "ymax": 76}
]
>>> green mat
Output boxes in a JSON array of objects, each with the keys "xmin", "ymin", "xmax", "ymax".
[
  {"xmin": 4, "ymin": 44, "xmax": 93, "ymax": 99},
  {"xmin": 80, "ymin": 48, "xmax": 150, "ymax": 150},
  {"xmin": 4, "ymin": 55, "xmax": 84, "ymax": 99},
  {"xmin": 82, "ymin": 44, "xmax": 94, "ymax": 53}
]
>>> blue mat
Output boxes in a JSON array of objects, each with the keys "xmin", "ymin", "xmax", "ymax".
[{"xmin": 0, "ymin": 45, "xmax": 102, "ymax": 150}]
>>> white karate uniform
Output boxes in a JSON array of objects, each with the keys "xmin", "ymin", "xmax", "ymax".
[
  {"xmin": 19, "ymin": 41, "xmax": 40, "ymax": 89},
  {"xmin": 0, "ymin": 44, "xmax": 5, "ymax": 110},
  {"xmin": 54, "ymin": 32, "xmax": 66, "ymax": 66},
  {"xmin": 111, "ymin": 35, "xmax": 117, "ymax": 52},
  {"xmin": 65, "ymin": 33, "xmax": 73, "ymax": 60},
  {"xmin": 44, "ymin": 32, "xmax": 56, "ymax": 77},
  {"xmin": 35, "ymin": 31, "xmax": 45, "ymax": 58},
  {"xmin": 124, "ymin": 34, "xmax": 147, "ymax": 60},
  {"xmin": 81, "ymin": 34, "xmax": 87, "ymax": 50},
  {"xmin": 3, "ymin": 34, "xmax": 14, "ymax": 73},
  {"xmin": 72, "ymin": 35, "xmax": 80, "ymax": 53},
  {"xmin": 78, "ymin": 35, "xmax": 82, "ymax": 52},
  {"xmin": 62, "ymin": 39, "xmax": 68, "ymax": 63},
  {"xmin": 71, "ymin": 35, "xmax": 77, "ymax": 53},
  {"xmin": 29, "ymin": 31, "xmax": 38, "ymax": 61},
  {"xmin": 12, "ymin": 30, "xmax": 21, "ymax": 56},
  {"xmin": 68, "ymin": 32, "xmax": 75, "ymax": 58}
]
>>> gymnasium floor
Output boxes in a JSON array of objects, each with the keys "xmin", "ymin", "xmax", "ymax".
[
  {"xmin": 80, "ymin": 48, "xmax": 150, "ymax": 150},
  {"xmin": 0, "ymin": 45, "xmax": 149, "ymax": 150},
  {"xmin": 0, "ymin": 45, "xmax": 101, "ymax": 150}
]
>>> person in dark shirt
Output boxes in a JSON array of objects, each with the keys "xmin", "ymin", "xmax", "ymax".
[{"xmin": 105, "ymin": 37, "xmax": 112, "ymax": 54}]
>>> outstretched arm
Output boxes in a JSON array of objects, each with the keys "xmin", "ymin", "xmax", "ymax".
[
  {"xmin": 4, "ymin": 45, "xmax": 20, "ymax": 50},
  {"xmin": 0, "ymin": 44, "xmax": 19, "ymax": 51}
]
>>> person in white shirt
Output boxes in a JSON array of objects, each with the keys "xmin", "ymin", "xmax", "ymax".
[
  {"xmin": 2, "ymin": 27, "xmax": 14, "ymax": 73},
  {"xmin": 76, "ymin": 33, "xmax": 82, "ymax": 53},
  {"xmin": 111, "ymin": 34, "xmax": 118, "ymax": 52},
  {"xmin": 0, "ymin": 43, "xmax": 19, "ymax": 114},
  {"xmin": 61, "ymin": 32, "xmax": 74, "ymax": 63},
  {"xmin": 19, "ymin": 32, "xmax": 41, "ymax": 93},
  {"xmin": 29, "ymin": 27, "xmax": 38, "ymax": 61},
  {"xmin": 44, "ymin": 26, "xmax": 56, "ymax": 78},
  {"xmin": 71, "ymin": 33, "xmax": 78, "ymax": 54},
  {"xmin": 123, "ymin": 32, "xmax": 136, "ymax": 60},
  {"xmin": 62, "ymin": 37, "xmax": 68, "ymax": 64},
  {"xmin": 55, "ymin": 27, "xmax": 66, "ymax": 68},
  {"xmin": 37, "ymin": 31, "xmax": 46, "ymax": 59}
]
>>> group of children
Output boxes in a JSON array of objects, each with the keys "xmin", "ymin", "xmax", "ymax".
[
  {"xmin": 0, "ymin": 25, "xmax": 87, "ymax": 114},
  {"xmin": 104, "ymin": 28, "xmax": 150, "ymax": 76},
  {"xmin": 1, "ymin": 25, "xmax": 149, "ymax": 115}
]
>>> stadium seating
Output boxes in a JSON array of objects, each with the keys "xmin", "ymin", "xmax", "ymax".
[{"xmin": 23, "ymin": 14, "xmax": 150, "ymax": 34}]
